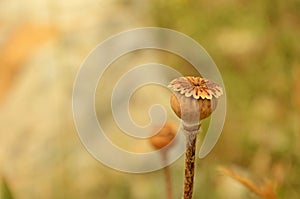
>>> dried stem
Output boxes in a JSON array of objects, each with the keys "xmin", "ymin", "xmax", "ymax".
[
  {"xmin": 218, "ymin": 167, "xmax": 279, "ymax": 199},
  {"xmin": 183, "ymin": 130, "xmax": 197, "ymax": 199},
  {"xmin": 161, "ymin": 151, "xmax": 173, "ymax": 199}
]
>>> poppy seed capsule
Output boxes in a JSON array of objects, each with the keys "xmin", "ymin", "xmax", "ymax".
[
  {"xmin": 170, "ymin": 93, "xmax": 218, "ymax": 120},
  {"xmin": 149, "ymin": 122, "xmax": 177, "ymax": 150},
  {"xmin": 168, "ymin": 76, "xmax": 223, "ymax": 131}
]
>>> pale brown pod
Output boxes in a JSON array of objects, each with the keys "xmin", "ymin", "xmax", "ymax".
[
  {"xmin": 149, "ymin": 122, "xmax": 177, "ymax": 199},
  {"xmin": 149, "ymin": 122, "xmax": 177, "ymax": 150},
  {"xmin": 168, "ymin": 76, "xmax": 223, "ymax": 131},
  {"xmin": 170, "ymin": 93, "xmax": 218, "ymax": 120}
]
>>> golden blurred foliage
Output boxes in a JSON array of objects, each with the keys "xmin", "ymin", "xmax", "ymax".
[
  {"xmin": 293, "ymin": 65, "xmax": 300, "ymax": 112},
  {"xmin": 0, "ymin": 23, "xmax": 57, "ymax": 104}
]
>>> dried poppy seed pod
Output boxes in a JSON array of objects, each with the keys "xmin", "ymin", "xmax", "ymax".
[
  {"xmin": 149, "ymin": 122, "xmax": 176, "ymax": 199},
  {"xmin": 149, "ymin": 122, "xmax": 177, "ymax": 150},
  {"xmin": 168, "ymin": 76, "xmax": 223, "ymax": 131},
  {"xmin": 168, "ymin": 76, "xmax": 223, "ymax": 199}
]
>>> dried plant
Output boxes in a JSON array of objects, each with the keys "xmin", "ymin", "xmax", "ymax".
[
  {"xmin": 168, "ymin": 76, "xmax": 223, "ymax": 199},
  {"xmin": 218, "ymin": 167, "xmax": 279, "ymax": 199},
  {"xmin": 149, "ymin": 122, "xmax": 177, "ymax": 199}
]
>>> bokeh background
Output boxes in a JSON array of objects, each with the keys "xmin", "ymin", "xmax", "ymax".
[{"xmin": 1, "ymin": 0, "xmax": 299, "ymax": 198}]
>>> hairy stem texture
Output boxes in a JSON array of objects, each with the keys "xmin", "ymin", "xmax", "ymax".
[{"xmin": 183, "ymin": 133, "xmax": 197, "ymax": 199}]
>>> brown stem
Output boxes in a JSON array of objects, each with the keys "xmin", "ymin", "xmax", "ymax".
[
  {"xmin": 183, "ymin": 131, "xmax": 197, "ymax": 199},
  {"xmin": 161, "ymin": 151, "xmax": 173, "ymax": 199}
]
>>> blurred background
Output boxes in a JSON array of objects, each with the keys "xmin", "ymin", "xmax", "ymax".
[{"xmin": 0, "ymin": 0, "xmax": 299, "ymax": 198}]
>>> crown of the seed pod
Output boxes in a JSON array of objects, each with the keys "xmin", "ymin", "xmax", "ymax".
[
  {"xmin": 168, "ymin": 76, "xmax": 223, "ymax": 131},
  {"xmin": 169, "ymin": 76, "xmax": 223, "ymax": 100}
]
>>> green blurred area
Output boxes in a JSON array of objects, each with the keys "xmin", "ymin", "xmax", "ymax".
[{"xmin": 0, "ymin": 0, "xmax": 299, "ymax": 198}]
